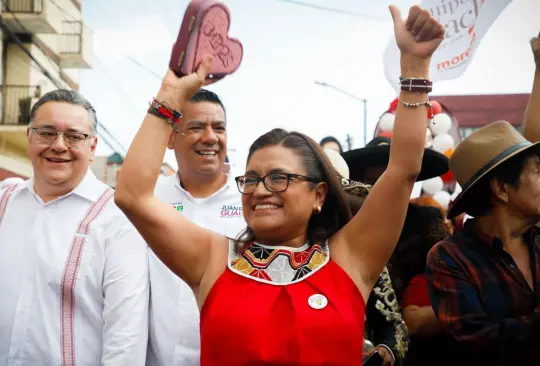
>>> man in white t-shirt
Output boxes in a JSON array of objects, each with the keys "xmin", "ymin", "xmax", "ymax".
[
  {"xmin": 0, "ymin": 90, "xmax": 149, "ymax": 365},
  {"xmin": 147, "ymin": 89, "xmax": 246, "ymax": 366}
]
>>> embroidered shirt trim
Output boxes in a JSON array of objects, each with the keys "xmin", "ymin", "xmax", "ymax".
[{"xmin": 228, "ymin": 240, "xmax": 329, "ymax": 285}]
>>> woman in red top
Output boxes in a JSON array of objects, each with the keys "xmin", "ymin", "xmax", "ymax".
[{"xmin": 115, "ymin": 5, "xmax": 444, "ymax": 365}]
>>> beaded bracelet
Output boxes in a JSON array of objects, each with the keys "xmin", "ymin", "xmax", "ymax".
[
  {"xmin": 398, "ymin": 96, "xmax": 434, "ymax": 124},
  {"xmin": 147, "ymin": 98, "xmax": 183, "ymax": 127}
]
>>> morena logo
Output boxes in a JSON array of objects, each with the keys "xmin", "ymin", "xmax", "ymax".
[
  {"xmin": 221, "ymin": 205, "xmax": 242, "ymax": 218},
  {"xmin": 170, "ymin": 202, "xmax": 184, "ymax": 212}
]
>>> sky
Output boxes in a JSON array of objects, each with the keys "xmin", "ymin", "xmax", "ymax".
[{"xmin": 80, "ymin": 0, "xmax": 539, "ymax": 178}]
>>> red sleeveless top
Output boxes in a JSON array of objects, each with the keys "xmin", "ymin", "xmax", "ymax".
[{"xmin": 200, "ymin": 241, "xmax": 365, "ymax": 365}]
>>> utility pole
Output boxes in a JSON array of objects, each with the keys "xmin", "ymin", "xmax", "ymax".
[
  {"xmin": 345, "ymin": 134, "xmax": 353, "ymax": 151},
  {"xmin": 314, "ymin": 81, "xmax": 368, "ymax": 145}
]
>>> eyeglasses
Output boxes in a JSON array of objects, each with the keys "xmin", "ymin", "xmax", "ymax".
[
  {"xmin": 30, "ymin": 128, "xmax": 92, "ymax": 149},
  {"xmin": 235, "ymin": 173, "xmax": 319, "ymax": 194}
]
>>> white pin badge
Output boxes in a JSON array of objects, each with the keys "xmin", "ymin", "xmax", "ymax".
[{"xmin": 308, "ymin": 294, "xmax": 328, "ymax": 310}]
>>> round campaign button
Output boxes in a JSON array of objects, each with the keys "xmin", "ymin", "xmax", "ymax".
[{"xmin": 308, "ymin": 294, "xmax": 328, "ymax": 310}]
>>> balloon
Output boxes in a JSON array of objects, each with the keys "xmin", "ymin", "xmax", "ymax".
[
  {"xmin": 427, "ymin": 100, "xmax": 442, "ymax": 118},
  {"xmin": 378, "ymin": 113, "xmax": 395, "ymax": 132},
  {"xmin": 432, "ymin": 133, "xmax": 455, "ymax": 153},
  {"xmin": 451, "ymin": 183, "xmax": 462, "ymax": 200},
  {"xmin": 377, "ymin": 130, "xmax": 393, "ymax": 139},
  {"xmin": 422, "ymin": 176, "xmax": 444, "ymax": 195},
  {"xmin": 425, "ymin": 128, "xmax": 433, "ymax": 148},
  {"xmin": 388, "ymin": 98, "xmax": 399, "ymax": 114},
  {"xmin": 433, "ymin": 190, "xmax": 452, "ymax": 211},
  {"xmin": 441, "ymin": 170, "xmax": 454, "ymax": 183},
  {"xmin": 430, "ymin": 113, "xmax": 452, "ymax": 135},
  {"xmin": 443, "ymin": 148, "xmax": 454, "ymax": 158}
]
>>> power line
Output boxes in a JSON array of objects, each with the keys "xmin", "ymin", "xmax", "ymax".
[
  {"xmin": 122, "ymin": 54, "xmax": 162, "ymax": 80},
  {"xmin": 49, "ymin": 0, "xmax": 162, "ymax": 80},
  {"xmin": 273, "ymin": 0, "xmax": 390, "ymax": 21},
  {"xmin": 0, "ymin": 1, "xmax": 126, "ymax": 154}
]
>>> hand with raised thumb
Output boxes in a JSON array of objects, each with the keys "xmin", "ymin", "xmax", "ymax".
[
  {"xmin": 531, "ymin": 31, "xmax": 540, "ymax": 67},
  {"xmin": 389, "ymin": 5, "xmax": 445, "ymax": 60}
]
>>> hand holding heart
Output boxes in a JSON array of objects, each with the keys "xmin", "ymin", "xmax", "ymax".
[
  {"xmin": 158, "ymin": 55, "xmax": 215, "ymax": 110},
  {"xmin": 390, "ymin": 5, "xmax": 445, "ymax": 60}
]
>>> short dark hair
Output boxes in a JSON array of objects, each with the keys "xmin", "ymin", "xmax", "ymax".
[
  {"xmin": 189, "ymin": 88, "xmax": 226, "ymax": 119},
  {"xmin": 30, "ymin": 89, "xmax": 98, "ymax": 133},
  {"xmin": 235, "ymin": 128, "xmax": 352, "ymax": 252},
  {"xmin": 347, "ymin": 193, "xmax": 366, "ymax": 216},
  {"xmin": 319, "ymin": 136, "xmax": 343, "ymax": 153},
  {"xmin": 464, "ymin": 147, "xmax": 540, "ymax": 216}
]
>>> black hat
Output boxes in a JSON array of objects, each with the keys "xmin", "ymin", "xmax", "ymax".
[{"xmin": 341, "ymin": 136, "xmax": 449, "ymax": 182}]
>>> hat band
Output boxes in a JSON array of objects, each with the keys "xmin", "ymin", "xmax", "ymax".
[{"xmin": 461, "ymin": 141, "xmax": 531, "ymax": 192}]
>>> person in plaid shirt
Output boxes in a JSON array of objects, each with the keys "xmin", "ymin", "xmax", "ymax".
[
  {"xmin": 428, "ymin": 36, "xmax": 540, "ymax": 366},
  {"xmin": 426, "ymin": 118, "xmax": 540, "ymax": 365}
]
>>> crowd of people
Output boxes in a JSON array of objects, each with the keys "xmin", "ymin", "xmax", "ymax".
[{"xmin": 0, "ymin": 3, "xmax": 539, "ymax": 366}]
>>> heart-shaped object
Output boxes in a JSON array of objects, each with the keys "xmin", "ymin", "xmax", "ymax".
[{"xmin": 169, "ymin": 0, "xmax": 243, "ymax": 80}]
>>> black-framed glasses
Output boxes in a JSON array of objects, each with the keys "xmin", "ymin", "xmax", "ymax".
[
  {"xmin": 30, "ymin": 127, "xmax": 92, "ymax": 149},
  {"xmin": 235, "ymin": 173, "xmax": 319, "ymax": 194}
]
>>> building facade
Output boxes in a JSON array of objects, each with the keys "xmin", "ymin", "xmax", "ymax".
[
  {"xmin": 91, "ymin": 153, "xmax": 176, "ymax": 189},
  {"xmin": 0, "ymin": 0, "xmax": 93, "ymax": 179},
  {"xmin": 431, "ymin": 94, "xmax": 530, "ymax": 139}
]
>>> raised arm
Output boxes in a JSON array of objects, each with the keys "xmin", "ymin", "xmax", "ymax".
[
  {"xmin": 333, "ymin": 5, "xmax": 445, "ymax": 298},
  {"xmin": 114, "ymin": 57, "xmax": 226, "ymax": 289},
  {"xmin": 522, "ymin": 32, "xmax": 540, "ymax": 142}
]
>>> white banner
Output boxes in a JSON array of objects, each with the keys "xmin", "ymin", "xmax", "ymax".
[{"xmin": 383, "ymin": 0, "xmax": 513, "ymax": 91}]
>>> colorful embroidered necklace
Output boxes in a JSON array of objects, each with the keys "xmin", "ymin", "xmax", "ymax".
[{"xmin": 229, "ymin": 241, "xmax": 329, "ymax": 285}]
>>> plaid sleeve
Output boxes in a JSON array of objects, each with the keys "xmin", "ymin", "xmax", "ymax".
[{"xmin": 426, "ymin": 242, "xmax": 540, "ymax": 347}]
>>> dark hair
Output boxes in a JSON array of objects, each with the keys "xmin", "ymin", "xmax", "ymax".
[
  {"xmin": 189, "ymin": 88, "xmax": 226, "ymax": 119},
  {"xmin": 319, "ymin": 136, "xmax": 343, "ymax": 153},
  {"xmin": 464, "ymin": 147, "xmax": 540, "ymax": 217},
  {"xmin": 388, "ymin": 203, "xmax": 450, "ymax": 301},
  {"xmin": 235, "ymin": 128, "xmax": 352, "ymax": 252},
  {"xmin": 30, "ymin": 89, "xmax": 97, "ymax": 133},
  {"xmin": 347, "ymin": 193, "xmax": 366, "ymax": 216}
]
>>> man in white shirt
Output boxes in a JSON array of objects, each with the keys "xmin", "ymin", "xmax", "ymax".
[
  {"xmin": 0, "ymin": 90, "xmax": 149, "ymax": 366},
  {"xmin": 0, "ymin": 177, "xmax": 24, "ymax": 189},
  {"xmin": 147, "ymin": 89, "xmax": 245, "ymax": 366}
]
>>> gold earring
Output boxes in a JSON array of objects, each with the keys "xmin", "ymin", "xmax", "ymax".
[{"xmin": 314, "ymin": 206, "xmax": 321, "ymax": 214}]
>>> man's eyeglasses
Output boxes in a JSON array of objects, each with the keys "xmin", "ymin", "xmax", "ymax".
[
  {"xmin": 235, "ymin": 173, "xmax": 319, "ymax": 194},
  {"xmin": 30, "ymin": 128, "xmax": 92, "ymax": 149}
]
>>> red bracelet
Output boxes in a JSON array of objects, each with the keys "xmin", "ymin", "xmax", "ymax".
[{"xmin": 148, "ymin": 99, "xmax": 183, "ymax": 124}]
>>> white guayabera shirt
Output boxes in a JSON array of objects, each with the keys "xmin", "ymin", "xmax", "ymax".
[
  {"xmin": 0, "ymin": 170, "xmax": 149, "ymax": 366},
  {"xmin": 147, "ymin": 168, "xmax": 246, "ymax": 366}
]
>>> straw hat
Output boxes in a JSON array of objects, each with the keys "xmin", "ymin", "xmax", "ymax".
[
  {"xmin": 448, "ymin": 120, "xmax": 540, "ymax": 218},
  {"xmin": 324, "ymin": 148, "xmax": 371, "ymax": 198}
]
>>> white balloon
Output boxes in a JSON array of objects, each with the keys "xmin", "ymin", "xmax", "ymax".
[
  {"xmin": 378, "ymin": 113, "xmax": 395, "ymax": 132},
  {"xmin": 430, "ymin": 113, "xmax": 452, "ymax": 135},
  {"xmin": 425, "ymin": 128, "xmax": 433, "ymax": 148},
  {"xmin": 451, "ymin": 183, "xmax": 462, "ymax": 200},
  {"xmin": 432, "ymin": 133, "xmax": 455, "ymax": 153},
  {"xmin": 411, "ymin": 182, "xmax": 422, "ymax": 199},
  {"xmin": 433, "ymin": 190, "xmax": 452, "ymax": 211},
  {"xmin": 422, "ymin": 176, "xmax": 444, "ymax": 195}
]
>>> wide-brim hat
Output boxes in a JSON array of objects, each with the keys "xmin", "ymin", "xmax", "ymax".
[
  {"xmin": 324, "ymin": 148, "xmax": 371, "ymax": 198},
  {"xmin": 341, "ymin": 136, "xmax": 449, "ymax": 182},
  {"xmin": 448, "ymin": 120, "xmax": 540, "ymax": 219}
]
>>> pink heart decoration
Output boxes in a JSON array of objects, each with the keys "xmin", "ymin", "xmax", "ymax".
[{"xmin": 170, "ymin": 0, "xmax": 243, "ymax": 80}]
